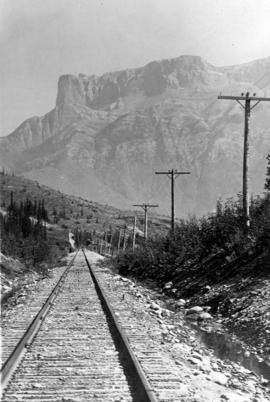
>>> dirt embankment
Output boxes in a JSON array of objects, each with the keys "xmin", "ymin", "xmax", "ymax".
[
  {"xmin": 114, "ymin": 246, "xmax": 270, "ymax": 365},
  {"xmin": 167, "ymin": 249, "xmax": 270, "ymax": 361}
]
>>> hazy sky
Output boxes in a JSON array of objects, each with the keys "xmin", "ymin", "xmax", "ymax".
[{"xmin": 1, "ymin": 0, "xmax": 270, "ymax": 136}]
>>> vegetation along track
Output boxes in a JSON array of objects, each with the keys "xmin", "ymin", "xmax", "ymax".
[{"xmin": 1, "ymin": 250, "xmax": 157, "ymax": 402}]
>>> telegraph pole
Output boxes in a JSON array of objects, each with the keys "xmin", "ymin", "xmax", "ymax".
[
  {"xmin": 99, "ymin": 237, "xmax": 103, "ymax": 255},
  {"xmin": 122, "ymin": 227, "xmax": 127, "ymax": 251},
  {"xmin": 104, "ymin": 231, "xmax": 108, "ymax": 255},
  {"xmin": 133, "ymin": 203, "xmax": 159, "ymax": 240},
  {"xmin": 218, "ymin": 92, "xmax": 270, "ymax": 229},
  {"xmin": 155, "ymin": 169, "xmax": 190, "ymax": 234},
  {"xmin": 132, "ymin": 215, "xmax": 137, "ymax": 251},
  {"xmin": 117, "ymin": 229, "xmax": 122, "ymax": 254},
  {"xmin": 108, "ymin": 232, "xmax": 112, "ymax": 256}
]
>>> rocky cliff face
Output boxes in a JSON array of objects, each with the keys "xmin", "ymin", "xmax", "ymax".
[{"xmin": 1, "ymin": 55, "xmax": 270, "ymax": 216}]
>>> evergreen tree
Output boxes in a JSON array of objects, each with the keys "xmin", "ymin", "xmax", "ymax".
[
  {"xmin": 33, "ymin": 199, "xmax": 37, "ymax": 216},
  {"xmin": 21, "ymin": 214, "xmax": 32, "ymax": 238},
  {"xmin": 37, "ymin": 200, "xmax": 42, "ymax": 220},
  {"xmin": 59, "ymin": 207, "xmax": 66, "ymax": 219},
  {"xmin": 41, "ymin": 199, "xmax": 48, "ymax": 221},
  {"xmin": 8, "ymin": 192, "xmax": 15, "ymax": 212},
  {"xmin": 24, "ymin": 198, "xmax": 32, "ymax": 215},
  {"xmin": 265, "ymin": 152, "xmax": 270, "ymax": 192},
  {"xmin": 42, "ymin": 221, "xmax": 47, "ymax": 240}
]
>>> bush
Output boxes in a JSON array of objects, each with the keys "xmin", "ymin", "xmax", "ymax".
[{"xmin": 112, "ymin": 193, "xmax": 270, "ymax": 287}]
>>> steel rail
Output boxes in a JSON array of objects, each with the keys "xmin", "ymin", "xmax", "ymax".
[
  {"xmin": 0, "ymin": 251, "xmax": 78, "ymax": 391},
  {"xmin": 83, "ymin": 249, "xmax": 158, "ymax": 402}
]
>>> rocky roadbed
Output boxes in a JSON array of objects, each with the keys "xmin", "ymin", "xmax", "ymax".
[
  {"xmin": 1, "ymin": 255, "xmax": 75, "ymax": 366},
  {"xmin": 1, "ymin": 252, "xmax": 270, "ymax": 402},
  {"xmin": 1, "ymin": 253, "xmax": 69, "ymax": 306}
]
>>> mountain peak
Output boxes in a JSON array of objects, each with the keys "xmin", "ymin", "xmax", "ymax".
[
  {"xmin": 56, "ymin": 74, "xmax": 85, "ymax": 106},
  {"xmin": 53, "ymin": 55, "xmax": 270, "ymax": 111},
  {"xmin": 1, "ymin": 55, "xmax": 269, "ymax": 217},
  {"xmin": 55, "ymin": 54, "xmax": 216, "ymax": 110}
]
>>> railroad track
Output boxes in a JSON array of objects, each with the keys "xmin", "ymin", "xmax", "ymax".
[
  {"xmin": 84, "ymin": 250, "xmax": 192, "ymax": 401},
  {"xmin": 1, "ymin": 259, "xmax": 73, "ymax": 367},
  {"xmin": 1, "ymin": 250, "xmax": 156, "ymax": 402}
]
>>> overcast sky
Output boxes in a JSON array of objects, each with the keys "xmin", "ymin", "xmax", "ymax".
[{"xmin": 1, "ymin": 0, "xmax": 270, "ymax": 136}]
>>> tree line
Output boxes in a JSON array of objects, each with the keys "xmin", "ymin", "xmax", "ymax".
[{"xmin": 0, "ymin": 193, "xmax": 50, "ymax": 266}]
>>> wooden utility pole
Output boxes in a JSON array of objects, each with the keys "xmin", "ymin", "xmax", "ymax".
[
  {"xmin": 107, "ymin": 232, "xmax": 112, "ymax": 256},
  {"xmin": 117, "ymin": 229, "xmax": 122, "ymax": 254},
  {"xmin": 103, "ymin": 231, "xmax": 106, "ymax": 254},
  {"xmin": 99, "ymin": 237, "xmax": 103, "ymax": 255},
  {"xmin": 104, "ymin": 231, "xmax": 108, "ymax": 255},
  {"xmin": 155, "ymin": 169, "xmax": 190, "ymax": 234},
  {"xmin": 132, "ymin": 216, "xmax": 137, "ymax": 251},
  {"xmin": 218, "ymin": 92, "xmax": 270, "ymax": 228},
  {"xmin": 133, "ymin": 203, "xmax": 159, "ymax": 240},
  {"xmin": 122, "ymin": 227, "xmax": 127, "ymax": 251}
]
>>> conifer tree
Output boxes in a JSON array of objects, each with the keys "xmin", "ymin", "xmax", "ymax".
[
  {"xmin": 37, "ymin": 200, "xmax": 42, "ymax": 220},
  {"xmin": 21, "ymin": 214, "xmax": 32, "ymax": 238},
  {"xmin": 33, "ymin": 199, "xmax": 37, "ymax": 216},
  {"xmin": 265, "ymin": 152, "xmax": 270, "ymax": 192},
  {"xmin": 41, "ymin": 199, "xmax": 48, "ymax": 221},
  {"xmin": 8, "ymin": 192, "xmax": 14, "ymax": 212}
]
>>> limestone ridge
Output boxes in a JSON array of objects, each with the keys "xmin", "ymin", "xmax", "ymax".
[{"xmin": 1, "ymin": 55, "xmax": 270, "ymax": 216}]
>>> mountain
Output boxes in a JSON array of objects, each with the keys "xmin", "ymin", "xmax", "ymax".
[{"xmin": 1, "ymin": 55, "xmax": 270, "ymax": 216}]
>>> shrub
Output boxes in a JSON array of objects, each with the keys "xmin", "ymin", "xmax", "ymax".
[{"xmin": 112, "ymin": 192, "xmax": 270, "ymax": 287}]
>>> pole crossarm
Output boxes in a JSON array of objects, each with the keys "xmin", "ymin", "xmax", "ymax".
[
  {"xmin": 175, "ymin": 172, "xmax": 190, "ymax": 179},
  {"xmin": 133, "ymin": 204, "xmax": 159, "ymax": 216},
  {"xmin": 133, "ymin": 204, "xmax": 159, "ymax": 207},
  {"xmin": 155, "ymin": 171, "xmax": 190, "ymax": 180},
  {"xmin": 155, "ymin": 171, "xmax": 190, "ymax": 174},
  {"xmin": 218, "ymin": 95, "xmax": 270, "ymax": 101}
]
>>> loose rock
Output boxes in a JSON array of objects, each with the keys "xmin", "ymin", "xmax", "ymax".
[
  {"xmin": 186, "ymin": 306, "xmax": 204, "ymax": 315},
  {"xmin": 210, "ymin": 372, "xmax": 228, "ymax": 386}
]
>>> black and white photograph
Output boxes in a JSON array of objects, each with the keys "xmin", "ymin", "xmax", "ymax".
[{"xmin": 1, "ymin": 0, "xmax": 270, "ymax": 400}]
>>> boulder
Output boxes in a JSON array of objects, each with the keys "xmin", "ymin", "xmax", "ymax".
[
  {"xmin": 198, "ymin": 312, "xmax": 212, "ymax": 321},
  {"xmin": 186, "ymin": 313, "xmax": 200, "ymax": 321},
  {"xmin": 175, "ymin": 299, "xmax": 186, "ymax": 307},
  {"xmin": 150, "ymin": 301, "xmax": 160, "ymax": 311},
  {"xmin": 161, "ymin": 308, "xmax": 172, "ymax": 317},
  {"xmin": 210, "ymin": 372, "xmax": 228, "ymax": 386},
  {"xmin": 186, "ymin": 306, "xmax": 203, "ymax": 315},
  {"xmin": 188, "ymin": 357, "xmax": 201, "ymax": 365}
]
